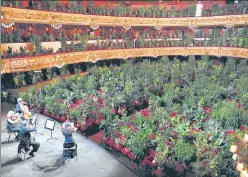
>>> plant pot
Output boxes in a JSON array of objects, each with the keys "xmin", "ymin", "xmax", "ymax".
[
  {"xmin": 60, "ymin": 116, "xmax": 66, "ymax": 122},
  {"xmin": 54, "ymin": 115, "xmax": 60, "ymax": 120},
  {"xmin": 51, "ymin": 112, "xmax": 56, "ymax": 118},
  {"xmin": 67, "ymin": 117, "xmax": 72, "ymax": 122},
  {"xmin": 76, "ymin": 121, "xmax": 81, "ymax": 128},
  {"xmin": 80, "ymin": 125, "xmax": 86, "ymax": 132}
]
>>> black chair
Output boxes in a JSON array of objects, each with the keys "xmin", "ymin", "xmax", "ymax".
[
  {"xmin": 63, "ymin": 142, "xmax": 78, "ymax": 164},
  {"xmin": 6, "ymin": 124, "xmax": 19, "ymax": 143},
  {"xmin": 7, "ymin": 130, "xmax": 18, "ymax": 143},
  {"xmin": 17, "ymin": 137, "xmax": 29, "ymax": 161}
]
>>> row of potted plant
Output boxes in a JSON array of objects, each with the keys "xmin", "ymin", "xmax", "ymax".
[
  {"xmin": 1, "ymin": 62, "xmax": 90, "ymax": 90},
  {"xmin": 2, "ymin": 27, "xmax": 248, "ymax": 59},
  {"xmin": 2, "ymin": 25, "xmax": 247, "ymax": 44},
  {"xmin": 17, "ymin": 56, "xmax": 248, "ymax": 176},
  {"xmin": 2, "ymin": 1, "xmax": 248, "ymax": 18}
]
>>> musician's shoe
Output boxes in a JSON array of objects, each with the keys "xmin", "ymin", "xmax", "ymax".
[{"xmin": 29, "ymin": 151, "xmax": 35, "ymax": 157}]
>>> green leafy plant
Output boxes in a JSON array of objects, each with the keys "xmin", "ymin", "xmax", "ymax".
[
  {"xmin": 69, "ymin": 109, "xmax": 81, "ymax": 120},
  {"xmin": 30, "ymin": 34, "xmax": 42, "ymax": 55},
  {"xmin": 174, "ymin": 140, "xmax": 195, "ymax": 161}
]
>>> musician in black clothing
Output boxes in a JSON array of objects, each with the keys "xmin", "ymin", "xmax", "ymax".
[{"xmin": 18, "ymin": 121, "xmax": 40, "ymax": 157}]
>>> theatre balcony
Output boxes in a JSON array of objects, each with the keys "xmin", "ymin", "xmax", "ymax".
[
  {"xmin": 1, "ymin": 0, "xmax": 248, "ymax": 88},
  {"xmin": 2, "ymin": 2, "xmax": 248, "ymax": 177}
]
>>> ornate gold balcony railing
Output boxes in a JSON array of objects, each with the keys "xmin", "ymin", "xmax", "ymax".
[
  {"xmin": 1, "ymin": 7, "xmax": 248, "ymax": 28},
  {"xmin": 1, "ymin": 47, "xmax": 248, "ymax": 74}
]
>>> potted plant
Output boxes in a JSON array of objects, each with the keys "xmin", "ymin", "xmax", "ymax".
[
  {"xmin": 58, "ymin": 103, "xmax": 68, "ymax": 121},
  {"xmin": 154, "ymin": 142, "xmax": 169, "ymax": 171},
  {"xmin": 69, "ymin": 109, "xmax": 81, "ymax": 122},
  {"xmin": 161, "ymin": 7, "xmax": 167, "ymax": 17},
  {"xmin": 174, "ymin": 140, "xmax": 195, "ymax": 165}
]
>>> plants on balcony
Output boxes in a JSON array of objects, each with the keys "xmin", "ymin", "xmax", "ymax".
[
  {"xmin": 87, "ymin": 1, "xmax": 94, "ymax": 14},
  {"xmin": 168, "ymin": 6, "xmax": 177, "ymax": 17},
  {"xmin": 2, "ymin": 26, "xmax": 248, "ymax": 59},
  {"xmin": 6, "ymin": 46, "xmax": 13, "ymax": 58},
  {"xmin": 96, "ymin": 5, "xmax": 104, "ymax": 15},
  {"xmin": 211, "ymin": 4, "xmax": 223, "ymax": 16},
  {"xmin": 187, "ymin": 4, "xmax": 196, "ymax": 17},
  {"xmin": 2, "ymin": 1, "xmax": 248, "ymax": 17},
  {"xmin": 68, "ymin": 1, "xmax": 79, "ymax": 13},
  {"xmin": 30, "ymin": 35, "xmax": 42, "ymax": 55},
  {"xmin": 45, "ymin": 1, "xmax": 56, "ymax": 11},
  {"xmin": 105, "ymin": 2, "xmax": 111, "ymax": 16},
  {"xmin": 138, "ymin": 8, "xmax": 146, "ymax": 17},
  {"xmin": 24, "ymin": 43, "xmax": 35, "ymax": 56}
]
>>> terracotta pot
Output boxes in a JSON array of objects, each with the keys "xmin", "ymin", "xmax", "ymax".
[
  {"xmin": 60, "ymin": 116, "xmax": 66, "ymax": 122},
  {"xmin": 76, "ymin": 121, "xmax": 81, "ymax": 128},
  {"xmin": 80, "ymin": 125, "xmax": 86, "ymax": 131},
  {"xmin": 54, "ymin": 115, "xmax": 60, "ymax": 120},
  {"xmin": 51, "ymin": 112, "xmax": 56, "ymax": 118}
]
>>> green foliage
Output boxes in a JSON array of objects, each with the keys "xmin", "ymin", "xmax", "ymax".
[
  {"xmin": 18, "ymin": 88, "xmax": 35, "ymax": 106},
  {"xmin": 30, "ymin": 35, "xmax": 42, "ymax": 55},
  {"xmin": 69, "ymin": 109, "xmax": 81, "ymax": 119},
  {"xmin": 15, "ymin": 57, "xmax": 248, "ymax": 177},
  {"xmin": 211, "ymin": 101, "xmax": 247, "ymax": 128},
  {"xmin": 174, "ymin": 140, "xmax": 195, "ymax": 161}
]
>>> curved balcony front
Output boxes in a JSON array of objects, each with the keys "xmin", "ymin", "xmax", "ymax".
[
  {"xmin": 2, "ymin": 7, "xmax": 248, "ymax": 27},
  {"xmin": 2, "ymin": 47, "xmax": 248, "ymax": 74}
]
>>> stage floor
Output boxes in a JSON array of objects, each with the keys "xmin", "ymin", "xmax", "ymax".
[{"xmin": 1, "ymin": 102, "xmax": 138, "ymax": 177}]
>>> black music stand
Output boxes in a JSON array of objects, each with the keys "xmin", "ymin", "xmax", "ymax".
[
  {"xmin": 32, "ymin": 114, "xmax": 44, "ymax": 135},
  {"xmin": 45, "ymin": 119, "xmax": 58, "ymax": 144}
]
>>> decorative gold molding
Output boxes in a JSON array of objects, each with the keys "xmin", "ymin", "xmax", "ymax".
[
  {"xmin": 1, "ymin": 47, "xmax": 248, "ymax": 74},
  {"xmin": 2, "ymin": 7, "xmax": 248, "ymax": 27}
]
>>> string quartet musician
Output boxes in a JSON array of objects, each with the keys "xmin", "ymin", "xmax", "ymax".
[{"xmin": 16, "ymin": 98, "xmax": 32, "ymax": 122}]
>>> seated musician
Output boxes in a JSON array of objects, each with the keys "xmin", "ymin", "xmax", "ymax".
[
  {"xmin": 62, "ymin": 121, "xmax": 77, "ymax": 143},
  {"xmin": 16, "ymin": 98, "xmax": 24, "ymax": 115},
  {"xmin": 16, "ymin": 98, "xmax": 32, "ymax": 122},
  {"xmin": 23, "ymin": 102, "xmax": 32, "ymax": 122},
  {"xmin": 6, "ymin": 111, "xmax": 21, "ymax": 133},
  {"xmin": 18, "ymin": 120, "xmax": 40, "ymax": 157}
]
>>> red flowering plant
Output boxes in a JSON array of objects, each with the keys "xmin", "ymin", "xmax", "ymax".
[
  {"xmin": 171, "ymin": 116, "xmax": 190, "ymax": 139},
  {"xmin": 75, "ymin": 96, "xmax": 95, "ymax": 124}
]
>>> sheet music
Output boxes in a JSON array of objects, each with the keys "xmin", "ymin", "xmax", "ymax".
[
  {"xmin": 31, "ymin": 114, "xmax": 37, "ymax": 125},
  {"xmin": 45, "ymin": 119, "xmax": 55, "ymax": 130},
  {"xmin": 62, "ymin": 122, "xmax": 77, "ymax": 131}
]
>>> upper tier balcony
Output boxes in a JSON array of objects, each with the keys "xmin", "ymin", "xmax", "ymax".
[
  {"xmin": 1, "ymin": 1, "xmax": 248, "ymax": 74},
  {"xmin": 2, "ymin": 47, "xmax": 248, "ymax": 74},
  {"xmin": 2, "ymin": 1, "xmax": 248, "ymax": 18},
  {"xmin": 1, "ymin": 5, "xmax": 248, "ymax": 28}
]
